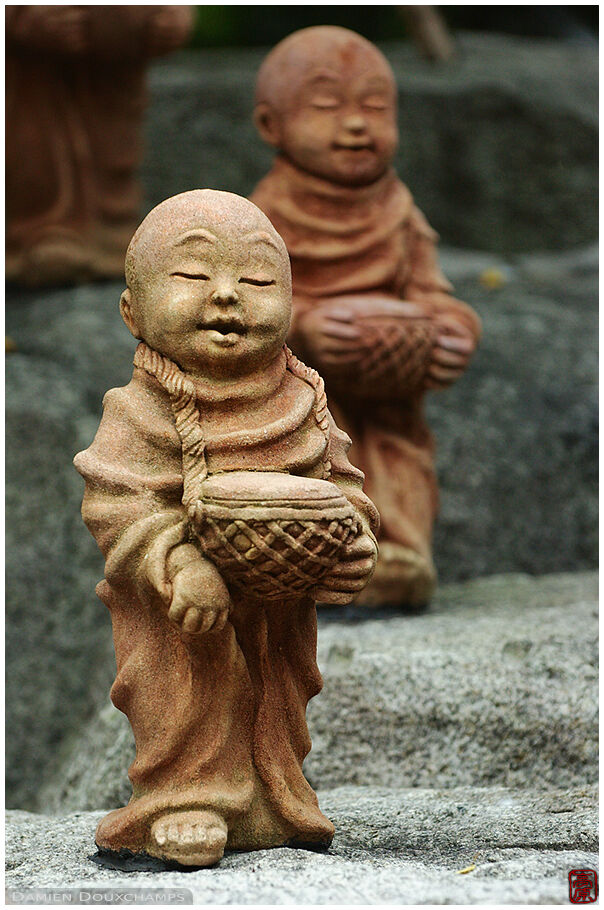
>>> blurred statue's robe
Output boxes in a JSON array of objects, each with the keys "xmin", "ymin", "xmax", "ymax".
[
  {"xmin": 74, "ymin": 343, "xmax": 378, "ymax": 854},
  {"xmin": 252, "ymin": 157, "xmax": 481, "ymax": 603},
  {"xmin": 6, "ymin": 6, "xmax": 192, "ymax": 286}
]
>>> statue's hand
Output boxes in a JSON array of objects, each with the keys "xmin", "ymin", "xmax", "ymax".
[
  {"xmin": 425, "ymin": 315, "xmax": 477, "ymax": 390},
  {"xmin": 298, "ymin": 306, "xmax": 364, "ymax": 367},
  {"xmin": 298, "ymin": 297, "xmax": 427, "ymax": 368},
  {"xmin": 168, "ymin": 560, "xmax": 232, "ymax": 635},
  {"xmin": 314, "ymin": 531, "xmax": 378, "ymax": 604}
]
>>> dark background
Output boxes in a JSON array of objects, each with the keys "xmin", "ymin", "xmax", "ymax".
[{"xmin": 187, "ymin": 5, "xmax": 598, "ymax": 47}]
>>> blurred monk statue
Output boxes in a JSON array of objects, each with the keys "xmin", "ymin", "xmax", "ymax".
[
  {"xmin": 251, "ymin": 27, "xmax": 482, "ymax": 608},
  {"xmin": 6, "ymin": 5, "xmax": 193, "ymax": 287}
]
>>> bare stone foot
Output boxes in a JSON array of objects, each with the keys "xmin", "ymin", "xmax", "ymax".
[
  {"xmin": 352, "ymin": 541, "xmax": 436, "ymax": 608},
  {"xmin": 148, "ymin": 809, "xmax": 228, "ymax": 867}
]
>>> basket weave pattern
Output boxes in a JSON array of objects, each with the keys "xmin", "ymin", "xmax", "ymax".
[
  {"xmin": 325, "ymin": 319, "xmax": 436, "ymax": 399},
  {"xmin": 195, "ymin": 506, "xmax": 359, "ymax": 600}
]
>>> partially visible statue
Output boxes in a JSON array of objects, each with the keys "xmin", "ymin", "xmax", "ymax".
[
  {"xmin": 251, "ymin": 26, "xmax": 482, "ymax": 608},
  {"xmin": 74, "ymin": 190, "xmax": 378, "ymax": 866},
  {"xmin": 6, "ymin": 6, "xmax": 193, "ymax": 287}
]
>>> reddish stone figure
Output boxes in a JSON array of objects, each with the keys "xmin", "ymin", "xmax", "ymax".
[
  {"xmin": 6, "ymin": 6, "xmax": 193, "ymax": 287},
  {"xmin": 74, "ymin": 190, "xmax": 378, "ymax": 866},
  {"xmin": 251, "ymin": 26, "xmax": 482, "ymax": 607}
]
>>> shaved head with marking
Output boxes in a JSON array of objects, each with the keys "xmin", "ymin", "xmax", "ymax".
[
  {"xmin": 254, "ymin": 27, "xmax": 398, "ymax": 186},
  {"xmin": 255, "ymin": 26, "xmax": 395, "ymax": 112}
]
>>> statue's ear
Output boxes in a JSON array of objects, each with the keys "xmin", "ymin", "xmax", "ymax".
[
  {"xmin": 254, "ymin": 102, "xmax": 282, "ymax": 147},
  {"xmin": 120, "ymin": 289, "xmax": 142, "ymax": 339}
]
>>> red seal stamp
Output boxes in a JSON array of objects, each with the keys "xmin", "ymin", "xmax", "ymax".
[{"xmin": 569, "ymin": 869, "xmax": 598, "ymax": 903}]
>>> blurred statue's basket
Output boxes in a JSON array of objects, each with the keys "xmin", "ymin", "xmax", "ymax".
[
  {"xmin": 192, "ymin": 471, "xmax": 360, "ymax": 600},
  {"xmin": 314, "ymin": 298, "xmax": 437, "ymax": 400}
]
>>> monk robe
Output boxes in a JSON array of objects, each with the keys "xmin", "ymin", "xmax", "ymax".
[
  {"xmin": 251, "ymin": 156, "xmax": 481, "ymax": 596},
  {"xmin": 74, "ymin": 342, "xmax": 378, "ymax": 854},
  {"xmin": 6, "ymin": 6, "xmax": 192, "ymax": 285}
]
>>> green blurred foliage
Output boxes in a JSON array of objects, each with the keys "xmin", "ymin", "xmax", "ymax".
[
  {"xmin": 189, "ymin": 5, "xmax": 598, "ymax": 49},
  {"xmin": 190, "ymin": 6, "xmax": 405, "ymax": 48}
]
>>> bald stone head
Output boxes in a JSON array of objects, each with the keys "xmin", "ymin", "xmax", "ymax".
[
  {"xmin": 121, "ymin": 190, "xmax": 293, "ymax": 380},
  {"xmin": 254, "ymin": 27, "xmax": 398, "ymax": 186},
  {"xmin": 125, "ymin": 189, "xmax": 289, "ymax": 295}
]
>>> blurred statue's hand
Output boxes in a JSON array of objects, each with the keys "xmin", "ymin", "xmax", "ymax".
[{"xmin": 425, "ymin": 316, "xmax": 477, "ymax": 390}]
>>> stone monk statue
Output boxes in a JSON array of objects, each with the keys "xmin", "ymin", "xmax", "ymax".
[{"xmin": 74, "ymin": 190, "xmax": 378, "ymax": 867}]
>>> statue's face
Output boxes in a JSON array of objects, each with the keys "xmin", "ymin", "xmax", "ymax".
[
  {"xmin": 275, "ymin": 43, "xmax": 398, "ymax": 186},
  {"xmin": 129, "ymin": 222, "xmax": 292, "ymax": 380}
]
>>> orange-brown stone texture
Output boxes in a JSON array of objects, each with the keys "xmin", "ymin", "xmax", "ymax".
[
  {"xmin": 251, "ymin": 26, "xmax": 482, "ymax": 607},
  {"xmin": 6, "ymin": 5, "xmax": 193, "ymax": 287},
  {"xmin": 74, "ymin": 189, "xmax": 378, "ymax": 866}
]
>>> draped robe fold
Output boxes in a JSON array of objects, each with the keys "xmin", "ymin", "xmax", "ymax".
[
  {"xmin": 251, "ymin": 158, "xmax": 481, "ymax": 579},
  {"xmin": 74, "ymin": 343, "xmax": 378, "ymax": 854},
  {"xmin": 6, "ymin": 6, "xmax": 192, "ymax": 280}
]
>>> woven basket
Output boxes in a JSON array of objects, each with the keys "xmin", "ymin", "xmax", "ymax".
[
  {"xmin": 314, "ymin": 299, "xmax": 436, "ymax": 400},
  {"xmin": 192, "ymin": 471, "xmax": 360, "ymax": 600}
]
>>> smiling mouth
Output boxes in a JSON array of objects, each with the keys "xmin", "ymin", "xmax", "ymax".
[
  {"xmin": 198, "ymin": 318, "xmax": 247, "ymax": 336},
  {"xmin": 333, "ymin": 142, "xmax": 374, "ymax": 152},
  {"xmin": 198, "ymin": 318, "xmax": 247, "ymax": 347}
]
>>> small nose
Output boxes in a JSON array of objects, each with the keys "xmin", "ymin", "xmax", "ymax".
[
  {"xmin": 210, "ymin": 283, "xmax": 239, "ymax": 306},
  {"xmin": 342, "ymin": 114, "xmax": 367, "ymax": 133}
]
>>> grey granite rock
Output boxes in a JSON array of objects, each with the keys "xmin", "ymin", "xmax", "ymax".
[
  {"xmin": 40, "ymin": 571, "xmax": 597, "ymax": 814},
  {"xmin": 5, "ymin": 286, "xmax": 132, "ymax": 811},
  {"xmin": 143, "ymin": 33, "xmax": 597, "ymax": 252},
  {"xmin": 6, "ymin": 241, "xmax": 597, "ymax": 811},
  {"xmin": 429, "ymin": 246, "xmax": 597, "ymax": 582},
  {"xmin": 6, "ymin": 786, "xmax": 598, "ymax": 904}
]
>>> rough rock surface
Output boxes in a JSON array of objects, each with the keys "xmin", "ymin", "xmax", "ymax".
[
  {"xmin": 6, "ymin": 242, "xmax": 597, "ymax": 812},
  {"xmin": 6, "ymin": 786, "xmax": 598, "ymax": 904},
  {"xmin": 6, "ymin": 244, "xmax": 596, "ymax": 811},
  {"xmin": 430, "ymin": 246, "xmax": 597, "ymax": 583},
  {"xmin": 41, "ymin": 571, "xmax": 597, "ymax": 813},
  {"xmin": 143, "ymin": 34, "xmax": 597, "ymax": 252},
  {"xmin": 5, "ymin": 35, "xmax": 597, "ymax": 812}
]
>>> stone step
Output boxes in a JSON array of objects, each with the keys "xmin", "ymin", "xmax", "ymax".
[
  {"xmin": 6, "ymin": 786, "xmax": 597, "ymax": 904},
  {"xmin": 40, "ymin": 572, "xmax": 597, "ymax": 814},
  {"xmin": 6, "ymin": 249, "xmax": 597, "ymax": 810}
]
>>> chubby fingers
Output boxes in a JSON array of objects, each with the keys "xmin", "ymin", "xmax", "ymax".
[
  {"xmin": 394, "ymin": 299, "xmax": 429, "ymax": 319},
  {"xmin": 435, "ymin": 332, "xmax": 476, "ymax": 355},
  {"xmin": 319, "ymin": 306, "xmax": 356, "ymax": 323},
  {"xmin": 319, "ymin": 320, "xmax": 362, "ymax": 341},
  {"xmin": 330, "ymin": 557, "xmax": 376, "ymax": 579},
  {"xmin": 430, "ymin": 345, "xmax": 471, "ymax": 369},
  {"xmin": 343, "ymin": 534, "xmax": 378, "ymax": 559},
  {"xmin": 167, "ymin": 591, "xmax": 191, "ymax": 626},
  {"xmin": 314, "ymin": 588, "xmax": 355, "ymax": 605},
  {"xmin": 426, "ymin": 363, "xmax": 465, "ymax": 386},
  {"xmin": 180, "ymin": 606, "xmax": 229, "ymax": 636},
  {"xmin": 317, "ymin": 574, "xmax": 372, "ymax": 594}
]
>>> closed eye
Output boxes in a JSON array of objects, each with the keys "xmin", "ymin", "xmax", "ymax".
[
  {"xmin": 311, "ymin": 97, "xmax": 340, "ymax": 109},
  {"xmin": 362, "ymin": 97, "xmax": 389, "ymax": 111},
  {"xmin": 239, "ymin": 277, "xmax": 276, "ymax": 286},
  {"xmin": 171, "ymin": 272, "xmax": 210, "ymax": 280}
]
